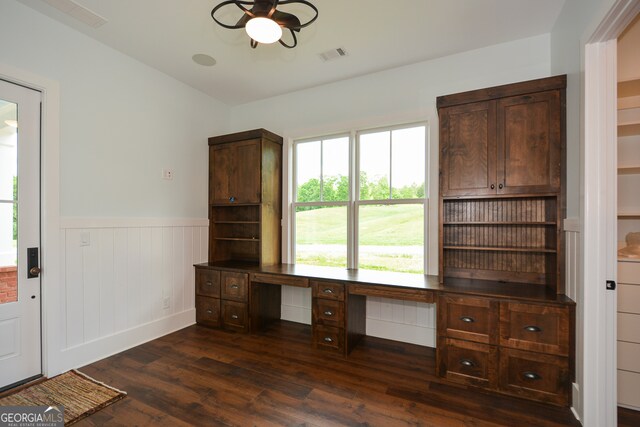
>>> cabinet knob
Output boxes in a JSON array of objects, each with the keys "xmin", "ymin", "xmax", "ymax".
[
  {"xmin": 490, "ymin": 184, "xmax": 495, "ymax": 189},
  {"xmin": 206, "ymin": 309, "xmax": 213, "ymax": 314},
  {"xmin": 323, "ymin": 288, "xmax": 334, "ymax": 294},
  {"xmin": 323, "ymin": 337, "xmax": 333, "ymax": 343},
  {"xmin": 498, "ymin": 183, "xmax": 503, "ymax": 189},
  {"xmin": 459, "ymin": 316, "xmax": 475, "ymax": 323},
  {"xmin": 522, "ymin": 371, "xmax": 541, "ymax": 381},
  {"xmin": 459, "ymin": 359, "xmax": 475, "ymax": 368},
  {"xmin": 206, "ymin": 281, "xmax": 213, "ymax": 287},
  {"xmin": 229, "ymin": 196, "xmax": 236, "ymax": 203},
  {"xmin": 323, "ymin": 311, "xmax": 334, "ymax": 317},
  {"xmin": 231, "ymin": 314, "xmax": 239, "ymax": 320},
  {"xmin": 524, "ymin": 325, "xmax": 542, "ymax": 333}
]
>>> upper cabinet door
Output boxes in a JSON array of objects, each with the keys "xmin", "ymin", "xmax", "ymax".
[
  {"xmin": 496, "ymin": 91, "xmax": 562, "ymax": 195},
  {"xmin": 232, "ymin": 139, "xmax": 261, "ymax": 204},
  {"xmin": 440, "ymin": 101, "xmax": 497, "ymax": 197},
  {"xmin": 211, "ymin": 139, "xmax": 261, "ymax": 204}
]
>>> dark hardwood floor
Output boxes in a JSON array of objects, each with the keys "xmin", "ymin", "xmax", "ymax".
[{"xmin": 73, "ymin": 322, "xmax": 635, "ymax": 426}]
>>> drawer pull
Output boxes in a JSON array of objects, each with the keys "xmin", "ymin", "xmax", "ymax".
[
  {"xmin": 206, "ymin": 309, "xmax": 213, "ymax": 314},
  {"xmin": 459, "ymin": 316, "xmax": 475, "ymax": 323},
  {"xmin": 323, "ymin": 337, "xmax": 333, "ymax": 343},
  {"xmin": 206, "ymin": 281, "xmax": 213, "ymax": 287},
  {"xmin": 323, "ymin": 311, "xmax": 334, "ymax": 316},
  {"xmin": 522, "ymin": 371, "xmax": 541, "ymax": 381},
  {"xmin": 459, "ymin": 359, "xmax": 475, "ymax": 368},
  {"xmin": 229, "ymin": 196, "xmax": 236, "ymax": 203},
  {"xmin": 524, "ymin": 325, "xmax": 542, "ymax": 333},
  {"xmin": 323, "ymin": 288, "xmax": 334, "ymax": 294},
  {"xmin": 230, "ymin": 284, "xmax": 239, "ymax": 289},
  {"xmin": 231, "ymin": 314, "xmax": 239, "ymax": 320}
]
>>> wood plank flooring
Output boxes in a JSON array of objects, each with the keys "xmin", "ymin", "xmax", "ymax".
[{"xmin": 72, "ymin": 321, "xmax": 633, "ymax": 426}]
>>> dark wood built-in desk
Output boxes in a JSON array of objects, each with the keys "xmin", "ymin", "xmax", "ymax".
[{"xmin": 194, "ymin": 261, "xmax": 575, "ymax": 406}]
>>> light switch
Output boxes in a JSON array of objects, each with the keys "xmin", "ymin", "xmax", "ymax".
[{"xmin": 80, "ymin": 231, "xmax": 90, "ymax": 246}]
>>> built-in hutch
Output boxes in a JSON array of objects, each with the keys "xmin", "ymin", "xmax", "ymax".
[
  {"xmin": 617, "ymin": 78, "xmax": 640, "ymax": 410},
  {"xmin": 194, "ymin": 77, "xmax": 575, "ymax": 407}
]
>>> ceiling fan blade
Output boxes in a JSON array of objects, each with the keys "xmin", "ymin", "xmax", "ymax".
[
  {"xmin": 235, "ymin": 13, "xmax": 251, "ymax": 27},
  {"xmin": 271, "ymin": 9, "xmax": 301, "ymax": 29}
]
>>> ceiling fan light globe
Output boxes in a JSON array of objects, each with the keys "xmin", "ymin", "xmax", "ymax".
[{"xmin": 245, "ymin": 17, "xmax": 282, "ymax": 44}]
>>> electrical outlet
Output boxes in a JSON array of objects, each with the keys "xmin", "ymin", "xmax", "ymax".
[
  {"xmin": 162, "ymin": 169, "xmax": 173, "ymax": 180},
  {"xmin": 162, "ymin": 297, "xmax": 170, "ymax": 309}
]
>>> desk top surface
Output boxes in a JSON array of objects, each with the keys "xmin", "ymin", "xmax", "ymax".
[{"xmin": 195, "ymin": 261, "xmax": 574, "ymax": 305}]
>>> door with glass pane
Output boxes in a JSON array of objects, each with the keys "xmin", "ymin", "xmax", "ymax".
[{"xmin": 0, "ymin": 79, "xmax": 41, "ymax": 389}]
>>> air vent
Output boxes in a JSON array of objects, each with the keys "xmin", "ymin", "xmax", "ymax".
[
  {"xmin": 43, "ymin": 0, "xmax": 108, "ymax": 28},
  {"xmin": 318, "ymin": 47, "xmax": 348, "ymax": 62}
]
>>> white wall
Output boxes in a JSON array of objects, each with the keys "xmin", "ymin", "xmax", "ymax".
[
  {"xmin": 229, "ymin": 34, "xmax": 552, "ymax": 346},
  {"xmin": 0, "ymin": 0, "xmax": 230, "ymax": 376}
]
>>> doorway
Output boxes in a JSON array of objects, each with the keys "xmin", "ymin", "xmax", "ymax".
[
  {"xmin": 615, "ymin": 11, "xmax": 640, "ymax": 412},
  {"xmin": 0, "ymin": 78, "xmax": 42, "ymax": 390}
]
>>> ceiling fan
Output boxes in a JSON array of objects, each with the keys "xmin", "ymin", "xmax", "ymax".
[{"xmin": 211, "ymin": 0, "xmax": 319, "ymax": 49}]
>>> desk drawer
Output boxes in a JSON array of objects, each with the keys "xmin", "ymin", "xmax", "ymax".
[
  {"xmin": 438, "ymin": 295, "xmax": 499, "ymax": 344},
  {"xmin": 221, "ymin": 271, "xmax": 249, "ymax": 302},
  {"xmin": 196, "ymin": 269, "xmax": 220, "ymax": 297},
  {"xmin": 252, "ymin": 273, "xmax": 309, "ymax": 288},
  {"xmin": 499, "ymin": 302, "xmax": 570, "ymax": 355},
  {"xmin": 312, "ymin": 280, "xmax": 345, "ymax": 301},
  {"xmin": 313, "ymin": 298, "xmax": 344, "ymax": 328},
  {"xmin": 498, "ymin": 348, "xmax": 570, "ymax": 406},
  {"xmin": 221, "ymin": 300, "xmax": 248, "ymax": 332},
  {"xmin": 313, "ymin": 325, "xmax": 345, "ymax": 353},
  {"xmin": 196, "ymin": 296, "xmax": 221, "ymax": 328},
  {"xmin": 438, "ymin": 337, "xmax": 497, "ymax": 389}
]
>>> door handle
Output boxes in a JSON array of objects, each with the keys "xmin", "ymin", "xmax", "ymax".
[{"xmin": 27, "ymin": 247, "xmax": 40, "ymax": 278}]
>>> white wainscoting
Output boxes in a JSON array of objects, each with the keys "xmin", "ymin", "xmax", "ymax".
[
  {"xmin": 280, "ymin": 286, "xmax": 437, "ymax": 347},
  {"xmin": 563, "ymin": 217, "xmax": 581, "ymax": 417},
  {"xmin": 58, "ymin": 218, "xmax": 208, "ymax": 371}
]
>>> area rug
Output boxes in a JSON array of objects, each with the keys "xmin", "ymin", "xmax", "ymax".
[{"xmin": 0, "ymin": 370, "xmax": 126, "ymax": 425}]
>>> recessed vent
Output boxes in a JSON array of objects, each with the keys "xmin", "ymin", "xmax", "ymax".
[
  {"xmin": 318, "ymin": 47, "xmax": 348, "ymax": 62},
  {"xmin": 43, "ymin": 0, "xmax": 108, "ymax": 28}
]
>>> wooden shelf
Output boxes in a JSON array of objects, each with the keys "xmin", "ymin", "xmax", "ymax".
[
  {"xmin": 443, "ymin": 221, "xmax": 556, "ymax": 225},
  {"xmin": 619, "ymin": 123, "xmax": 640, "ymax": 137},
  {"xmin": 618, "ymin": 166, "xmax": 640, "ymax": 175},
  {"xmin": 213, "ymin": 221, "xmax": 260, "ymax": 224},
  {"xmin": 618, "ymin": 212, "xmax": 640, "ymax": 219},
  {"xmin": 443, "ymin": 246, "xmax": 556, "ymax": 253},
  {"xmin": 214, "ymin": 237, "xmax": 260, "ymax": 242}
]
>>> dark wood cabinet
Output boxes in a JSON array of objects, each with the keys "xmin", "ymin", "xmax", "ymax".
[
  {"xmin": 440, "ymin": 101, "xmax": 497, "ymax": 197},
  {"xmin": 210, "ymin": 139, "xmax": 261, "ymax": 204},
  {"xmin": 438, "ymin": 76, "xmax": 566, "ymax": 294},
  {"xmin": 311, "ymin": 280, "xmax": 347, "ymax": 353},
  {"xmin": 196, "ymin": 129, "xmax": 283, "ymax": 332},
  {"xmin": 208, "ymin": 129, "xmax": 282, "ymax": 266}
]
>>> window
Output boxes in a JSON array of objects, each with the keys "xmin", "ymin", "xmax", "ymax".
[{"xmin": 292, "ymin": 124, "xmax": 427, "ymax": 274}]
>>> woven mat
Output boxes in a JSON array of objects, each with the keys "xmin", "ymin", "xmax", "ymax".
[{"xmin": 0, "ymin": 370, "xmax": 126, "ymax": 425}]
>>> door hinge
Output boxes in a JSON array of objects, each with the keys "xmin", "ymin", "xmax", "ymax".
[{"xmin": 606, "ymin": 280, "xmax": 616, "ymax": 290}]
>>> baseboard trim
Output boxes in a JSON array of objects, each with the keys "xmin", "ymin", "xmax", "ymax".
[{"xmin": 50, "ymin": 309, "xmax": 195, "ymax": 376}]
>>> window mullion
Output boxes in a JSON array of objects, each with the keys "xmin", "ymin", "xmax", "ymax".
[{"xmin": 349, "ymin": 130, "xmax": 358, "ymax": 270}]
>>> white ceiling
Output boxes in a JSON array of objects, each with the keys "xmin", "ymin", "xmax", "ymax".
[{"xmin": 18, "ymin": 0, "xmax": 566, "ymax": 106}]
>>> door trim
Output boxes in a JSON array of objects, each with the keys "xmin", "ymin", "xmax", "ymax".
[
  {"xmin": 583, "ymin": 1, "xmax": 640, "ymax": 425},
  {"xmin": 0, "ymin": 63, "xmax": 60, "ymax": 379}
]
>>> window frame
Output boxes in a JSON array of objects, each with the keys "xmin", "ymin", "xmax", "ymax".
[{"xmin": 291, "ymin": 122, "xmax": 429, "ymax": 273}]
